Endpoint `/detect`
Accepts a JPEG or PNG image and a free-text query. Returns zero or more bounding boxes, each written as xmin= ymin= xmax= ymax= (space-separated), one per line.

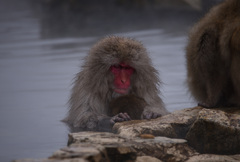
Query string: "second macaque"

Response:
xmin=186 ymin=0 xmax=240 ymax=108
xmin=109 ymin=95 xmax=147 ymax=120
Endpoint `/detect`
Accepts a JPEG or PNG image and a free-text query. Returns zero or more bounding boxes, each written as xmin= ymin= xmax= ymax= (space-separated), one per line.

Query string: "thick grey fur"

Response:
xmin=64 ymin=36 xmax=169 ymax=130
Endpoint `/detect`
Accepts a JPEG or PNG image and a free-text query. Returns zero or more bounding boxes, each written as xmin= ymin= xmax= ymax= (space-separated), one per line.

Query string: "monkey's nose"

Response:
xmin=121 ymin=78 xmax=127 ymax=84
xmin=120 ymin=70 xmax=127 ymax=84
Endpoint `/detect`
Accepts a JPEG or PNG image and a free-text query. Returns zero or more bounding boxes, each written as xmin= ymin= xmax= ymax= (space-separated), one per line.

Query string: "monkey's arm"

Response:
xmin=142 ymin=110 xmax=161 ymax=119
xmin=231 ymin=27 xmax=240 ymax=52
xmin=142 ymin=104 xmax=169 ymax=120
xmin=83 ymin=113 xmax=131 ymax=131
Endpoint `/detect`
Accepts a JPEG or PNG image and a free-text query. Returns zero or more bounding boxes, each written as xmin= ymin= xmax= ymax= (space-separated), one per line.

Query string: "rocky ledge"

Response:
xmin=15 ymin=107 xmax=240 ymax=162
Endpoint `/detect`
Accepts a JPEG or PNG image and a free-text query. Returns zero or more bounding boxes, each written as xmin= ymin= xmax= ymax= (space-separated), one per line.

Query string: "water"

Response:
xmin=0 ymin=0 xmax=199 ymax=161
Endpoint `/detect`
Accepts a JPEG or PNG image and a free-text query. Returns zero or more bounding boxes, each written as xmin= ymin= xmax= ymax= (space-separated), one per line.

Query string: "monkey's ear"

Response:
xmin=231 ymin=27 xmax=240 ymax=52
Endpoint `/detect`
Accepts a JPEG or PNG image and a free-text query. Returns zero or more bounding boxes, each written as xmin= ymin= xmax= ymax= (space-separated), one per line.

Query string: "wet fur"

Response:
xmin=64 ymin=36 xmax=168 ymax=130
xmin=109 ymin=95 xmax=146 ymax=120
xmin=186 ymin=0 xmax=240 ymax=107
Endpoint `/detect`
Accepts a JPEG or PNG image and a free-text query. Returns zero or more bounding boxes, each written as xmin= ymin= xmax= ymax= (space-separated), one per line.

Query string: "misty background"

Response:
xmin=0 ymin=0 xmax=222 ymax=161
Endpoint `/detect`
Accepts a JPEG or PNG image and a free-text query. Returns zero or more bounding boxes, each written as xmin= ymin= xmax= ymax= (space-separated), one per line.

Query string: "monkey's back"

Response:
xmin=186 ymin=0 xmax=240 ymax=106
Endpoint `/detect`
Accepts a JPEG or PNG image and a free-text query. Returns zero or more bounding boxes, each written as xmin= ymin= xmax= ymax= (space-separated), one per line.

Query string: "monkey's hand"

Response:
xmin=110 ymin=113 xmax=131 ymax=124
xmin=142 ymin=111 xmax=161 ymax=120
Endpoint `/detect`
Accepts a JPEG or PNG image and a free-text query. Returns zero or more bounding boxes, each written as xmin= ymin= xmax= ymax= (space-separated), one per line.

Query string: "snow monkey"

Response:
xmin=186 ymin=0 xmax=240 ymax=108
xmin=64 ymin=36 xmax=168 ymax=131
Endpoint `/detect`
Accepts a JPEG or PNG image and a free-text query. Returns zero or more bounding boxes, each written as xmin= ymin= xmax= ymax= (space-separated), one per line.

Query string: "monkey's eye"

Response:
xmin=110 ymin=64 xmax=135 ymax=74
xmin=110 ymin=65 xmax=121 ymax=73
xmin=123 ymin=66 xmax=132 ymax=70
xmin=113 ymin=65 xmax=121 ymax=69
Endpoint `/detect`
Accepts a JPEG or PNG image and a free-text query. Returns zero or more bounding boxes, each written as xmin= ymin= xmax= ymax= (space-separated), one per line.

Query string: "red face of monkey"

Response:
xmin=110 ymin=62 xmax=135 ymax=94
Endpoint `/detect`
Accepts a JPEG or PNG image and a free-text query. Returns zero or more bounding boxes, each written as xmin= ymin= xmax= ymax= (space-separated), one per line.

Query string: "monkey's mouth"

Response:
xmin=114 ymin=88 xmax=129 ymax=94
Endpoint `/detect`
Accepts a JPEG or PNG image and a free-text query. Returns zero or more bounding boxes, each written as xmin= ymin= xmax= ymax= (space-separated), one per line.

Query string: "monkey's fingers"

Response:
xmin=152 ymin=112 xmax=161 ymax=119
xmin=143 ymin=112 xmax=152 ymax=119
xmin=111 ymin=115 xmax=125 ymax=123
xmin=110 ymin=119 xmax=116 ymax=125
xmin=123 ymin=112 xmax=131 ymax=120
xmin=118 ymin=112 xmax=131 ymax=121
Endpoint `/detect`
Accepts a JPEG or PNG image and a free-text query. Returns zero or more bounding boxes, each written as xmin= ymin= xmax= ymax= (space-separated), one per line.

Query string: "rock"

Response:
xmin=66 ymin=132 xmax=197 ymax=162
xmin=131 ymin=136 xmax=197 ymax=161
xmin=114 ymin=107 xmax=240 ymax=155
xmin=186 ymin=108 xmax=240 ymax=154
xmin=136 ymin=156 xmax=163 ymax=162
xmin=64 ymin=132 xmax=136 ymax=162
xmin=14 ymin=106 xmax=240 ymax=162
xmin=50 ymin=144 xmax=107 ymax=161
xmin=186 ymin=154 xmax=240 ymax=162
xmin=113 ymin=107 xmax=202 ymax=138
xmin=13 ymin=159 xmax=87 ymax=162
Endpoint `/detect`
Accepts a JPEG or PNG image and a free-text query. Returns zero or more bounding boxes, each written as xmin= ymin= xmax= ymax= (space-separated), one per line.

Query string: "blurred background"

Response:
xmin=0 ymin=0 xmax=222 ymax=161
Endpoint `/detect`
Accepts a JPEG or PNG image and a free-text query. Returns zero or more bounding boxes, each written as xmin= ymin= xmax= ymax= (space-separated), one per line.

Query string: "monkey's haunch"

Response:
xmin=186 ymin=0 xmax=240 ymax=108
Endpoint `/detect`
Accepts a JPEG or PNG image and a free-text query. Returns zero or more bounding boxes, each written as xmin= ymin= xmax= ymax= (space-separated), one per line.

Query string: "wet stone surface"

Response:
xmin=14 ymin=107 xmax=240 ymax=162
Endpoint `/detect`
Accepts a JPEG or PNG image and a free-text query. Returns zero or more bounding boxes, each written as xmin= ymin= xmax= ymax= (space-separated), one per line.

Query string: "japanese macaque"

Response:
xmin=109 ymin=95 xmax=146 ymax=120
xmin=186 ymin=0 xmax=240 ymax=108
xmin=64 ymin=36 xmax=168 ymax=131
